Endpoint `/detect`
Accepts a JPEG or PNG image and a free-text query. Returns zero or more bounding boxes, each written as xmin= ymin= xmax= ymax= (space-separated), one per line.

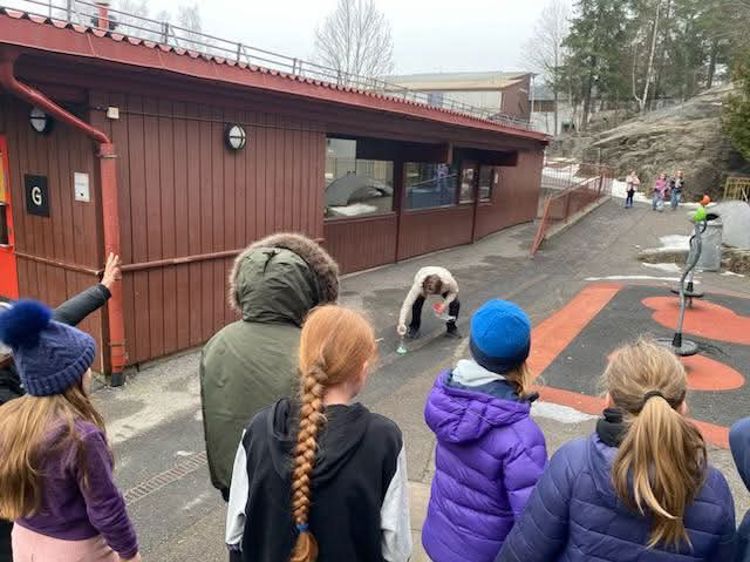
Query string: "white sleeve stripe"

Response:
xmin=225 ymin=431 xmax=249 ymax=547
xmin=380 ymin=445 xmax=412 ymax=562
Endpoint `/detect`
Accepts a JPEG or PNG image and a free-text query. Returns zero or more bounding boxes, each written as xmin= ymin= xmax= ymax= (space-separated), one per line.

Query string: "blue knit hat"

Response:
xmin=469 ymin=299 xmax=531 ymax=374
xmin=0 ymin=300 xmax=95 ymax=396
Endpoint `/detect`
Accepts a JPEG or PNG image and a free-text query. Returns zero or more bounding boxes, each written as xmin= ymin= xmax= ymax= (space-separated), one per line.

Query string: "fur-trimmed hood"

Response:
xmin=228 ymin=233 xmax=339 ymax=325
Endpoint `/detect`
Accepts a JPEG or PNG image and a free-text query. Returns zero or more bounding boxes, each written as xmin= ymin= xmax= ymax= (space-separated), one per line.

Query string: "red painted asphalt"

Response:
xmin=529 ymin=283 xmax=750 ymax=448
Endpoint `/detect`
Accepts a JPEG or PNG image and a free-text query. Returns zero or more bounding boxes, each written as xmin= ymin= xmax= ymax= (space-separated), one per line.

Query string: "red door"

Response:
xmin=0 ymin=136 xmax=19 ymax=300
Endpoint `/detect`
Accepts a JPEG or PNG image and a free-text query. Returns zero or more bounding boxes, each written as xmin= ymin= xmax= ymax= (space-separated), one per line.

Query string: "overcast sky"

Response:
xmin=128 ymin=0 xmax=566 ymax=74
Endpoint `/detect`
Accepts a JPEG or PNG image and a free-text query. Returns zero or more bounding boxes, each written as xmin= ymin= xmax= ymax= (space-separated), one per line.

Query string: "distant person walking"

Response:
xmin=0 ymin=301 xmax=140 ymax=562
xmin=625 ymin=171 xmax=640 ymax=208
xmin=225 ymin=305 xmax=411 ymax=562
xmin=652 ymin=173 xmax=668 ymax=211
xmin=670 ymin=170 xmax=685 ymax=210
xmin=200 ymin=233 xmax=339 ymax=502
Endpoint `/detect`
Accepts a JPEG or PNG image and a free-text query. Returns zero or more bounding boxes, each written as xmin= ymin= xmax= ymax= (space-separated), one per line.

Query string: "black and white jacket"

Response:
xmin=226 ymin=398 xmax=411 ymax=562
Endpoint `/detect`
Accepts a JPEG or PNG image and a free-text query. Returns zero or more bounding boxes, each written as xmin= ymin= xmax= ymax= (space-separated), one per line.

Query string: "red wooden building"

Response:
xmin=0 ymin=5 xmax=548 ymax=379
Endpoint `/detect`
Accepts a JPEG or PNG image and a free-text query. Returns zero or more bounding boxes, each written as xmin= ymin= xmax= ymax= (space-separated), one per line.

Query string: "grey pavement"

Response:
xmin=93 ymin=198 xmax=750 ymax=561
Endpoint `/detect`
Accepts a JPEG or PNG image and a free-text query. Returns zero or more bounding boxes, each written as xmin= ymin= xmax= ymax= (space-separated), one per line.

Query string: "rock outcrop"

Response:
xmin=554 ymin=86 xmax=749 ymax=200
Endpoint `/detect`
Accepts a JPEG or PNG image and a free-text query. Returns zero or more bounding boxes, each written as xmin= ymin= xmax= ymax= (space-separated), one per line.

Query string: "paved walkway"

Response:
xmin=93 ymin=199 xmax=750 ymax=561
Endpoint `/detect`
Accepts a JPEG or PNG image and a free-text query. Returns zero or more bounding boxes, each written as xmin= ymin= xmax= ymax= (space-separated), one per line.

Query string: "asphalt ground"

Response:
xmin=87 ymin=198 xmax=750 ymax=561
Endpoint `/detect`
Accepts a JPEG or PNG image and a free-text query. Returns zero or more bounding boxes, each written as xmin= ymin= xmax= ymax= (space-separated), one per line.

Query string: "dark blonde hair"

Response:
xmin=0 ymin=378 xmax=109 ymax=519
xmin=422 ymin=274 xmax=443 ymax=295
xmin=290 ymin=305 xmax=377 ymax=562
xmin=604 ymin=338 xmax=706 ymax=548
xmin=505 ymin=362 xmax=534 ymax=398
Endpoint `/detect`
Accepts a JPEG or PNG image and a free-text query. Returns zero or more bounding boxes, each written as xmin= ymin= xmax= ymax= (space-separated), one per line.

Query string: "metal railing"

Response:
xmin=3 ymin=0 xmax=537 ymax=131
xmin=531 ymin=164 xmax=613 ymax=256
xmin=724 ymin=176 xmax=750 ymax=202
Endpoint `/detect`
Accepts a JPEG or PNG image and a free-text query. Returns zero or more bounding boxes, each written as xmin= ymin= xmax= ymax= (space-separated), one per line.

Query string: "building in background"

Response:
xmin=0 ymin=9 xmax=547 ymax=374
xmin=386 ymin=71 xmax=534 ymax=123
xmin=530 ymin=84 xmax=573 ymax=136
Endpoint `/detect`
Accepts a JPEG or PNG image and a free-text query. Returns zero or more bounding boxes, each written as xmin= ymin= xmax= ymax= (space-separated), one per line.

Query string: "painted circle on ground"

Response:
xmin=682 ymin=354 xmax=746 ymax=391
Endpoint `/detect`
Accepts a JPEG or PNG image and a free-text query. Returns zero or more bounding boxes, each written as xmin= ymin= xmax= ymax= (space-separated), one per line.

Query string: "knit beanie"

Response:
xmin=0 ymin=300 xmax=95 ymax=396
xmin=469 ymin=299 xmax=531 ymax=374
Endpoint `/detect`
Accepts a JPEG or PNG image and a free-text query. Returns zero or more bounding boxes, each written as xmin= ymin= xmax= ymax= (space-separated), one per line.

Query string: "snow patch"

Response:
xmin=532 ymin=401 xmax=597 ymax=424
xmin=722 ymin=270 xmax=746 ymax=278
xmin=658 ymin=235 xmax=690 ymax=251
xmin=642 ymin=262 xmax=682 ymax=274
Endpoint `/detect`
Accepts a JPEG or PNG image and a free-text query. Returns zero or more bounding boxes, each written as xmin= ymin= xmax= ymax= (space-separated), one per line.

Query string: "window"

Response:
xmin=459 ymin=165 xmax=476 ymax=204
xmin=479 ymin=166 xmax=495 ymax=201
xmin=325 ymin=138 xmax=394 ymax=219
xmin=405 ymin=163 xmax=458 ymax=210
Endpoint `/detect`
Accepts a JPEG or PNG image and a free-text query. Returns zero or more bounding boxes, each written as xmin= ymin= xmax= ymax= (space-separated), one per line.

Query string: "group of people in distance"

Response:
xmin=624 ymin=170 xmax=685 ymax=211
xmin=2 ymin=233 xmax=750 ymax=562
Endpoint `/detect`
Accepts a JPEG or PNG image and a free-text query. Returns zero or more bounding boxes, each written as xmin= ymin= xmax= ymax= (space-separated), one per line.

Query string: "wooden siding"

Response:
xmin=0 ymin=95 xmax=106 ymax=370
xmin=501 ymin=76 xmax=532 ymax=121
xmin=90 ymin=92 xmax=326 ymax=365
xmin=324 ymin=214 xmax=397 ymax=274
xmin=475 ymin=151 xmax=543 ymax=240
xmin=397 ymin=206 xmax=474 ymax=261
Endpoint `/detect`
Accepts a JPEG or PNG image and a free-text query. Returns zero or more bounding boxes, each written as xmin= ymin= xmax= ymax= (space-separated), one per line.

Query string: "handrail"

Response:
xmin=2 ymin=0 xmax=537 ymax=131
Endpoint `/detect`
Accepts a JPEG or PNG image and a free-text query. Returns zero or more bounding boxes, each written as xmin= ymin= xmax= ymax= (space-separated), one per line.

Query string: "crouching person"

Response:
xmin=422 ymin=300 xmax=547 ymax=562
xmin=226 ymin=305 xmax=411 ymax=562
xmin=497 ymin=339 xmax=736 ymax=562
xmin=397 ymin=266 xmax=460 ymax=340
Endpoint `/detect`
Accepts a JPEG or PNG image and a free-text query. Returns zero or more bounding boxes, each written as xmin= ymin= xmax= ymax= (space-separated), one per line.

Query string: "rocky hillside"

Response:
xmin=554 ymin=86 xmax=750 ymax=200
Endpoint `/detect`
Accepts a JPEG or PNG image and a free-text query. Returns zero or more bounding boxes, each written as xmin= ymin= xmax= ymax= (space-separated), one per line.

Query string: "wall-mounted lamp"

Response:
xmin=29 ymin=107 xmax=54 ymax=135
xmin=225 ymin=124 xmax=247 ymax=151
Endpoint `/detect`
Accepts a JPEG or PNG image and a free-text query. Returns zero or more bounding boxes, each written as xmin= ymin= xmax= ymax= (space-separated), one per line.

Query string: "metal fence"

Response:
xmin=531 ymin=164 xmax=613 ymax=256
xmin=4 ymin=0 xmax=536 ymax=131
xmin=724 ymin=176 xmax=750 ymax=202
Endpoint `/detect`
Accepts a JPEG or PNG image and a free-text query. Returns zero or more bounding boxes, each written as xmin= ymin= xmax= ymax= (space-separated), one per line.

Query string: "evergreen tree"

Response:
xmin=562 ymin=0 xmax=629 ymax=128
xmin=724 ymin=51 xmax=750 ymax=161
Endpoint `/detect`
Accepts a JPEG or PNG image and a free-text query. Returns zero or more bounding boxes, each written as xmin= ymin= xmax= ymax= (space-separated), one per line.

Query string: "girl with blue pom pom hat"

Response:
xmin=0 ymin=300 xmax=141 ymax=562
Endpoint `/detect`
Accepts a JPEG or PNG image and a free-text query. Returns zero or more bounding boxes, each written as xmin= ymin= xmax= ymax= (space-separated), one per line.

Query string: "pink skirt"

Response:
xmin=11 ymin=523 xmax=118 ymax=562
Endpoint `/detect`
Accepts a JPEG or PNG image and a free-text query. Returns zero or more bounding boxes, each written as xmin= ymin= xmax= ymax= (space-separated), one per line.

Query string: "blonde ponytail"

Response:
xmin=605 ymin=339 xmax=706 ymax=549
xmin=289 ymin=305 xmax=377 ymax=562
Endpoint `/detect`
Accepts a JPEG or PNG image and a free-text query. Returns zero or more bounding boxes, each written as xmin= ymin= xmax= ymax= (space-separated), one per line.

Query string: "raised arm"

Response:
xmin=53 ymin=254 xmax=120 ymax=327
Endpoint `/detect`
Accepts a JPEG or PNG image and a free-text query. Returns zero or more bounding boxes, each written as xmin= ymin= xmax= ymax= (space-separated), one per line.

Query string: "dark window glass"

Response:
xmin=479 ymin=166 xmax=495 ymax=201
xmin=405 ymin=163 xmax=458 ymax=210
xmin=325 ymin=138 xmax=394 ymax=219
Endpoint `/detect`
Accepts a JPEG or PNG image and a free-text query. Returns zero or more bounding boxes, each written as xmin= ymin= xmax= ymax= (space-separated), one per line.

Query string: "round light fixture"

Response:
xmin=225 ymin=124 xmax=247 ymax=151
xmin=29 ymin=107 xmax=54 ymax=135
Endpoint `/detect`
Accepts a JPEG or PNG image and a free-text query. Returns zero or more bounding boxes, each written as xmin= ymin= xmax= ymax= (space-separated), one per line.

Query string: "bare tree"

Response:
xmin=314 ymin=0 xmax=395 ymax=85
xmin=632 ymin=0 xmax=664 ymax=113
xmin=175 ymin=4 xmax=207 ymax=51
xmin=523 ymin=0 xmax=571 ymax=135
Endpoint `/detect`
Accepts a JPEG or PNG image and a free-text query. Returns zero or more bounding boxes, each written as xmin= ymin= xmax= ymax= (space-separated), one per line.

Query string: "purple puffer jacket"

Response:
xmin=422 ymin=371 xmax=547 ymax=562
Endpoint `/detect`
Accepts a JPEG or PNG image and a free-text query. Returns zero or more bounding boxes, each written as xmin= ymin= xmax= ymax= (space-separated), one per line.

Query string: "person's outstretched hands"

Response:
xmin=397 ymin=324 xmax=407 ymax=336
xmin=101 ymin=253 xmax=122 ymax=290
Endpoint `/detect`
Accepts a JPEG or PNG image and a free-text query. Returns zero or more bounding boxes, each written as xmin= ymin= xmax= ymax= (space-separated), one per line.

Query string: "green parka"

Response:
xmin=199 ymin=233 xmax=339 ymax=498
